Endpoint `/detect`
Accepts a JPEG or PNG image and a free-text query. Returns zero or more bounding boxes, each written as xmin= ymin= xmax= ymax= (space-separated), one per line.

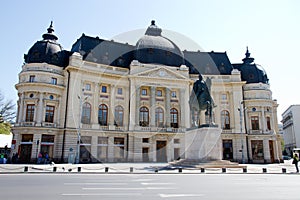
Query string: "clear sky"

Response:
xmin=1 ymin=0 xmax=299 ymax=122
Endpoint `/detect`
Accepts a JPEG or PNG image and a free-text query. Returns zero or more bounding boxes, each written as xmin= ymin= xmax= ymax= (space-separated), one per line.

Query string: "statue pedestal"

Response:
xmin=185 ymin=127 xmax=222 ymax=161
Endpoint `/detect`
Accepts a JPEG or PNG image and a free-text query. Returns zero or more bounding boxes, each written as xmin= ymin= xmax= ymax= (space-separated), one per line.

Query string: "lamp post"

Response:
xmin=76 ymin=89 xmax=87 ymax=164
xmin=238 ymin=101 xmax=247 ymax=164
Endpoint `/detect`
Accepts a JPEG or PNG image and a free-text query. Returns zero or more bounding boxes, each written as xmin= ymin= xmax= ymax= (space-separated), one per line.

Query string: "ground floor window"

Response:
xmin=251 ymin=140 xmax=264 ymax=160
xmin=222 ymin=139 xmax=233 ymax=160
xmin=97 ymin=137 xmax=108 ymax=161
xmin=174 ymin=148 xmax=180 ymax=160
xmin=114 ymin=137 xmax=125 ymax=160
xmin=142 ymin=147 xmax=149 ymax=162
xmin=80 ymin=136 xmax=92 ymax=162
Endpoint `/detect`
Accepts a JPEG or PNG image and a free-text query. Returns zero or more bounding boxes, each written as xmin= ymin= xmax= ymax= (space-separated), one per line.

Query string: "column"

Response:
xmin=56 ymin=95 xmax=61 ymax=127
xmin=263 ymin=139 xmax=271 ymax=163
xmin=36 ymin=92 xmax=44 ymax=126
xmin=165 ymin=88 xmax=171 ymax=127
xmin=18 ymin=93 xmax=24 ymax=123
xmin=150 ymin=86 xmax=156 ymax=127
xmin=261 ymin=106 xmax=266 ymax=132
xmin=109 ymin=85 xmax=115 ymax=129
xmin=108 ymin=136 xmax=114 ymax=162
xmin=135 ymin=86 xmax=140 ymax=126
xmin=179 ymin=88 xmax=186 ymax=128
xmin=93 ymin=84 xmax=99 ymax=126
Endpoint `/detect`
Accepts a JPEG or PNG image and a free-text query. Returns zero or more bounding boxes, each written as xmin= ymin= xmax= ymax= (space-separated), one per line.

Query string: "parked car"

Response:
xmin=283 ymin=155 xmax=292 ymax=160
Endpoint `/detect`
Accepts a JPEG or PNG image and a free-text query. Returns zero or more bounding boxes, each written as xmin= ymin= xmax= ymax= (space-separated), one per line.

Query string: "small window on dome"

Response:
xmin=249 ymin=74 xmax=254 ymax=80
xmin=29 ymin=94 xmax=34 ymax=98
xmin=148 ymin=48 xmax=154 ymax=54
xmin=33 ymin=51 xmax=40 ymax=59
xmin=51 ymin=54 xmax=58 ymax=62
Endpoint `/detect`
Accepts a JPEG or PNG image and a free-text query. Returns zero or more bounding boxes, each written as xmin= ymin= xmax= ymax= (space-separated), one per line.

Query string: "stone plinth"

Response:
xmin=185 ymin=127 xmax=222 ymax=161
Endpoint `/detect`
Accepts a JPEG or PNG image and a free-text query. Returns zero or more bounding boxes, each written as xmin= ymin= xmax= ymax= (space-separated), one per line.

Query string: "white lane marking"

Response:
xmin=62 ymin=193 xmax=142 ymax=196
xmin=64 ymin=182 xmax=127 ymax=185
xmin=82 ymin=187 xmax=176 ymax=190
xmin=132 ymin=179 xmax=156 ymax=182
xmin=159 ymin=194 xmax=205 ymax=198
xmin=141 ymin=182 xmax=175 ymax=185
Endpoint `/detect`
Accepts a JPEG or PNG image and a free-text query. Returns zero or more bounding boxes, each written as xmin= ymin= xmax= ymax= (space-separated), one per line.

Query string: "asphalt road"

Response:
xmin=0 ymin=173 xmax=299 ymax=200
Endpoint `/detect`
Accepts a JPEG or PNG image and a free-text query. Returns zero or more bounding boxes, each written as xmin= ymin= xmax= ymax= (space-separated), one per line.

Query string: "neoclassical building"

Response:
xmin=12 ymin=21 xmax=282 ymax=164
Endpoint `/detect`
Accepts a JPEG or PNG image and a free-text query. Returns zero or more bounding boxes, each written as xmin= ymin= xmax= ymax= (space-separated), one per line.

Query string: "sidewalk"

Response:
xmin=0 ymin=160 xmax=298 ymax=174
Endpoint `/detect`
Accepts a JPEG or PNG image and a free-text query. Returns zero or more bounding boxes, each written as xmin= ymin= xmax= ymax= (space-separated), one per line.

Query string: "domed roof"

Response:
xmin=238 ymin=47 xmax=269 ymax=84
xmin=135 ymin=20 xmax=184 ymax=67
xmin=24 ymin=21 xmax=66 ymax=67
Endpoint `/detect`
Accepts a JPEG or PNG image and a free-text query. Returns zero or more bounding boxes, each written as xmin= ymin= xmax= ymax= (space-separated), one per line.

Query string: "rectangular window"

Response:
xmin=171 ymin=91 xmax=177 ymax=98
xmin=251 ymin=116 xmax=259 ymax=130
xmin=141 ymin=89 xmax=147 ymax=96
xmin=29 ymin=75 xmax=35 ymax=82
xmin=85 ymin=83 xmax=91 ymax=91
xmin=142 ymin=138 xmax=149 ymax=143
xmin=45 ymin=105 xmax=55 ymax=123
xmin=174 ymin=139 xmax=180 ymax=144
xmin=117 ymin=88 xmax=123 ymax=95
xmin=101 ymin=85 xmax=107 ymax=93
xmin=221 ymin=94 xmax=227 ymax=100
xmin=51 ymin=78 xmax=57 ymax=85
xmin=251 ymin=140 xmax=264 ymax=160
xmin=114 ymin=137 xmax=125 ymax=160
xmin=156 ymin=90 xmax=162 ymax=97
xmin=26 ymin=104 xmax=35 ymax=122
xmin=98 ymin=137 xmax=108 ymax=161
xmin=266 ymin=117 xmax=271 ymax=130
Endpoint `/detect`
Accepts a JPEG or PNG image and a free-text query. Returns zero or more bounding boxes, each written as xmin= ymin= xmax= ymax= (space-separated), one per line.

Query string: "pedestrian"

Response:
xmin=37 ymin=152 xmax=43 ymax=164
xmin=292 ymin=153 xmax=299 ymax=173
xmin=44 ymin=152 xmax=49 ymax=164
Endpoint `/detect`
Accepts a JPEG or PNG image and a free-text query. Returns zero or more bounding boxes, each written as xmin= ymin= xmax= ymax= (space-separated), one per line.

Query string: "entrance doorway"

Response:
xmin=269 ymin=140 xmax=275 ymax=163
xmin=19 ymin=144 xmax=32 ymax=163
xmin=142 ymin=148 xmax=149 ymax=162
xmin=156 ymin=141 xmax=167 ymax=162
xmin=223 ymin=140 xmax=233 ymax=160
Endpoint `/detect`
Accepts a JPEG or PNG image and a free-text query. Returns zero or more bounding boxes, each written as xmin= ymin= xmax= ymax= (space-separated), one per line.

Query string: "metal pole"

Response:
xmin=239 ymin=103 xmax=245 ymax=164
xmin=76 ymin=96 xmax=82 ymax=164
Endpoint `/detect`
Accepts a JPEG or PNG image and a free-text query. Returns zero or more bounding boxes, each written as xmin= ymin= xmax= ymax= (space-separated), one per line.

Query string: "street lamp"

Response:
xmin=238 ymin=101 xmax=247 ymax=164
xmin=75 ymin=89 xmax=88 ymax=164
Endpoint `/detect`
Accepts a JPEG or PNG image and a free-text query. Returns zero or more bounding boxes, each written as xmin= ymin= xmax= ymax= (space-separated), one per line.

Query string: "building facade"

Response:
xmin=12 ymin=21 xmax=282 ymax=163
xmin=281 ymin=105 xmax=300 ymax=155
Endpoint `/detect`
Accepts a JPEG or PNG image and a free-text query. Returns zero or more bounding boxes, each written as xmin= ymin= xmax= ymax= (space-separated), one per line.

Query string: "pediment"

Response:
xmin=134 ymin=67 xmax=187 ymax=80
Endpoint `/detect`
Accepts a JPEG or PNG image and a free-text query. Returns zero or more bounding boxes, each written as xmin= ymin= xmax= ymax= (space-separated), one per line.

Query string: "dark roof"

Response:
xmin=71 ymin=34 xmax=135 ymax=68
xmin=183 ymin=51 xmax=233 ymax=75
xmin=24 ymin=22 xmax=70 ymax=67
xmin=232 ymin=48 xmax=269 ymax=84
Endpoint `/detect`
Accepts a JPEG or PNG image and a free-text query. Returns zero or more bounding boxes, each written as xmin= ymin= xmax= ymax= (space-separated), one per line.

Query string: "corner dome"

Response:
xmin=135 ymin=20 xmax=184 ymax=67
xmin=239 ymin=47 xmax=269 ymax=84
xmin=24 ymin=21 xmax=66 ymax=67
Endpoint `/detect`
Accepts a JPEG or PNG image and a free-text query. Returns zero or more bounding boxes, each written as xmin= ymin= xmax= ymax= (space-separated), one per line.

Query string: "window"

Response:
xmin=174 ymin=139 xmax=180 ymax=144
xmin=251 ymin=140 xmax=264 ymax=160
xmin=141 ymin=89 xmax=147 ymax=96
xmin=26 ymin=104 xmax=35 ymax=122
xmin=221 ymin=94 xmax=227 ymax=101
xmin=171 ymin=91 xmax=177 ymax=98
xmin=266 ymin=117 xmax=271 ymax=130
xmin=85 ymin=83 xmax=91 ymax=91
xmin=142 ymin=138 xmax=149 ymax=143
xmin=139 ymin=106 xmax=149 ymax=127
xmin=251 ymin=116 xmax=259 ymax=130
xmin=80 ymin=136 xmax=91 ymax=162
xmin=101 ymin=85 xmax=107 ymax=93
xmin=98 ymin=137 xmax=108 ymax=161
xmin=155 ymin=107 xmax=164 ymax=127
xmin=117 ymin=88 xmax=123 ymax=95
xmin=81 ymin=102 xmax=91 ymax=124
xmin=29 ymin=75 xmax=35 ymax=82
xmin=98 ymin=104 xmax=108 ymax=126
xmin=45 ymin=105 xmax=55 ymax=123
xmin=114 ymin=137 xmax=125 ymax=160
xmin=51 ymin=78 xmax=57 ymax=85
xmin=156 ymin=90 xmax=162 ymax=97
xmin=170 ymin=108 xmax=178 ymax=128
xmin=221 ymin=110 xmax=230 ymax=129
xmin=114 ymin=106 xmax=124 ymax=126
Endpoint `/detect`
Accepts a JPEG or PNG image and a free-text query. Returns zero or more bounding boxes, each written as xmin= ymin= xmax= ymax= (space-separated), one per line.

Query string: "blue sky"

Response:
xmin=1 ymin=0 xmax=299 ymax=122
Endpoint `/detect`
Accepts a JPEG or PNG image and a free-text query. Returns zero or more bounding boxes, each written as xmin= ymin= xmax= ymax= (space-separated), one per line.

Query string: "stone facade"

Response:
xmin=11 ymin=22 xmax=282 ymax=164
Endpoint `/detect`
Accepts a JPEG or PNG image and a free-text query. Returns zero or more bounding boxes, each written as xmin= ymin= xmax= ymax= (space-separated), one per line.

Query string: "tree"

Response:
xmin=0 ymin=91 xmax=16 ymax=135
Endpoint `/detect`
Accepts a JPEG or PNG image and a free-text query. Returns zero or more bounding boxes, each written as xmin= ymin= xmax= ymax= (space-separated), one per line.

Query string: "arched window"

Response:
xmin=98 ymin=104 xmax=108 ymax=126
xmin=114 ymin=105 xmax=124 ymax=127
xmin=155 ymin=107 xmax=164 ymax=127
xmin=82 ymin=102 xmax=91 ymax=124
xmin=170 ymin=108 xmax=178 ymax=128
xmin=221 ymin=110 xmax=230 ymax=129
xmin=139 ymin=106 xmax=149 ymax=127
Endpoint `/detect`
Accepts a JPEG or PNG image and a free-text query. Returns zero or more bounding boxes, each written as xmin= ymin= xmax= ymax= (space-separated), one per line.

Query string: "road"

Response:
xmin=0 ymin=173 xmax=299 ymax=200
